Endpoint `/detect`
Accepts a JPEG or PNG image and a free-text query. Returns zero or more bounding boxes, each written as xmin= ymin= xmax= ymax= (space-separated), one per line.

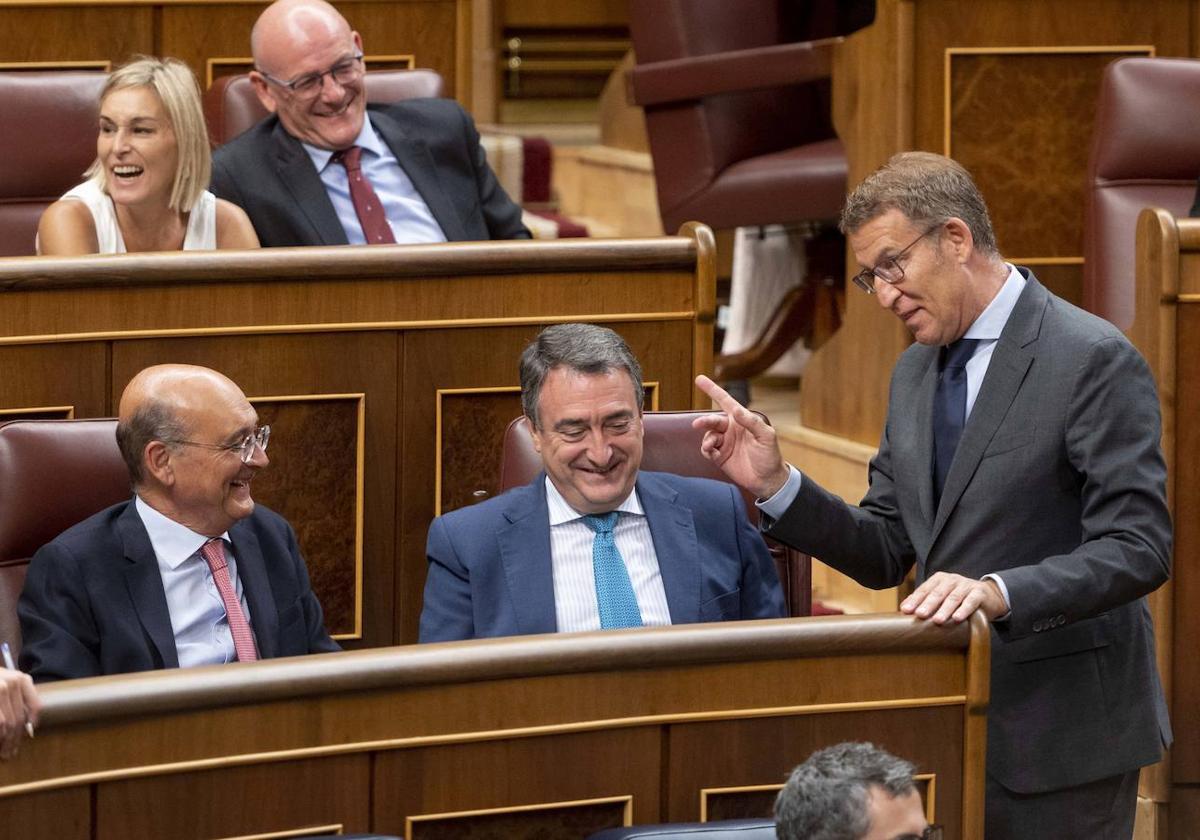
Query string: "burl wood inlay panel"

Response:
xmin=704 ymin=789 xmax=778 ymax=822
xmin=0 ymin=786 xmax=89 ymax=840
xmin=438 ymin=388 xmax=523 ymax=514
xmin=251 ymin=397 xmax=361 ymax=638
xmin=948 ymin=50 xmax=1149 ymax=263
xmin=409 ymin=800 xmax=628 ymax=840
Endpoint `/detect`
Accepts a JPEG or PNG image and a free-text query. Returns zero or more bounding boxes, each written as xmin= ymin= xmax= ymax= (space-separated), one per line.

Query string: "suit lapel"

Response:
xmin=117 ymin=504 xmax=179 ymax=669
xmin=229 ymin=523 xmax=278 ymax=659
xmin=637 ymin=473 xmax=700 ymax=624
xmin=930 ymin=276 xmax=1046 ymax=545
xmin=371 ymin=108 xmax=469 ymax=241
xmin=914 ymin=353 xmax=939 ymax=531
xmin=271 ymin=122 xmax=349 ymax=245
xmin=496 ymin=477 xmax=558 ymax=635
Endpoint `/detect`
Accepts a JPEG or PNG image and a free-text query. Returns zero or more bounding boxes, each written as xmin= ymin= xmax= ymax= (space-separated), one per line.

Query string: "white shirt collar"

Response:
xmin=963 ymin=263 xmax=1026 ymax=341
xmin=544 ymin=475 xmax=644 ymax=526
xmin=301 ymin=114 xmax=387 ymax=174
xmin=134 ymin=495 xmax=230 ymax=570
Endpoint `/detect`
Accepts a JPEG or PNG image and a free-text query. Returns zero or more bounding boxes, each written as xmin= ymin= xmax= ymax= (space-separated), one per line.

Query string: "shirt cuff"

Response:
xmin=755 ymin=464 xmax=803 ymax=523
xmin=981 ymin=572 xmax=1012 ymax=620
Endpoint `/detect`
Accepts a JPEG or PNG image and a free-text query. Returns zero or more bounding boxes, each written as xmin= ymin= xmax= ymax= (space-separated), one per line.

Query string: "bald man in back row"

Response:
xmin=19 ymin=365 xmax=339 ymax=682
xmin=211 ymin=0 xmax=530 ymax=247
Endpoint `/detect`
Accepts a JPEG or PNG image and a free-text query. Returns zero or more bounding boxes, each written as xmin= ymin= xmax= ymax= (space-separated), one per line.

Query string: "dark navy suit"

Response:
xmin=19 ymin=500 xmax=339 ymax=682
xmin=418 ymin=471 xmax=785 ymax=642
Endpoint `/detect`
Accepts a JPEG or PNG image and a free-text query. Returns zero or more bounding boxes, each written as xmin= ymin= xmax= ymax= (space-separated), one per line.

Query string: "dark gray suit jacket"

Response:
xmin=768 ymin=270 xmax=1172 ymax=794
xmin=211 ymin=98 xmax=530 ymax=247
xmin=19 ymin=500 xmax=340 ymax=682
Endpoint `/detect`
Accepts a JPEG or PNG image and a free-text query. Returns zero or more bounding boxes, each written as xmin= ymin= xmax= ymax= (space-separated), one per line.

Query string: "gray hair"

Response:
xmin=115 ymin=398 xmax=189 ymax=485
xmin=839 ymin=151 xmax=999 ymax=257
xmin=519 ymin=323 xmax=644 ymax=428
xmin=775 ymin=742 xmax=917 ymax=840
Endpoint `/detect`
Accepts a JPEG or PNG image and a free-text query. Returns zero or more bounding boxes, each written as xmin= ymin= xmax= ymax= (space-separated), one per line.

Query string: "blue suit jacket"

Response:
xmin=18 ymin=500 xmax=340 ymax=682
xmin=418 ymin=471 xmax=785 ymax=642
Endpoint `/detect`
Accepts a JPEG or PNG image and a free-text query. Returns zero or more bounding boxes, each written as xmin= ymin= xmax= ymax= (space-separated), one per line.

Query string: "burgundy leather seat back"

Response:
xmin=0 ymin=71 xmax=108 ymax=256
xmin=629 ymin=0 xmax=845 ymax=231
xmin=204 ymin=69 xmax=445 ymax=146
xmin=1085 ymin=57 xmax=1200 ymax=329
xmin=499 ymin=410 xmax=810 ymax=616
xmin=0 ymin=420 xmax=129 ymax=656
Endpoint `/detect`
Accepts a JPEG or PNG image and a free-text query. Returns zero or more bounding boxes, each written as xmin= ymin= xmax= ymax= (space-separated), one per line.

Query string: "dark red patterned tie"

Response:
xmin=332 ymin=145 xmax=396 ymax=244
xmin=201 ymin=538 xmax=259 ymax=662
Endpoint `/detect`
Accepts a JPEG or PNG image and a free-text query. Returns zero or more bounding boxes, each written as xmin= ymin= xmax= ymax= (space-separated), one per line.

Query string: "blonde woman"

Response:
xmin=38 ymin=56 xmax=258 ymax=254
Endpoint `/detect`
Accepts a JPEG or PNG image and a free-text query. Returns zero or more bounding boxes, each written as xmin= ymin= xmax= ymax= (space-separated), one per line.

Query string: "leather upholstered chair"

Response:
xmin=1084 ymin=56 xmax=1200 ymax=329
xmin=587 ymin=819 xmax=777 ymax=839
xmin=0 ymin=70 xmax=108 ymax=256
xmin=0 ymin=419 xmax=128 ymax=658
xmin=203 ymin=68 xmax=444 ymax=145
xmin=499 ymin=411 xmax=811 ymax=617
xmin=627 ymin=0 xmax=872 ymax=379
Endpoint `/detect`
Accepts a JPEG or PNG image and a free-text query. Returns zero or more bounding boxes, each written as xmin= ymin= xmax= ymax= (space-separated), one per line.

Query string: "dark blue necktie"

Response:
xmin=932 ymin=338 xmax=980 ymax=505
xmin=582 ymin=512 xmax=643 ymax=629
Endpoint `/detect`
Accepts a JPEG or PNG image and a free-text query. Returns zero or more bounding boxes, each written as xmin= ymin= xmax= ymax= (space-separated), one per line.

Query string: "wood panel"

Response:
xmin=0 ymin=614 xmax=990 ymax=838
xmin=808 ymin=0 xmax=1195 ymax=446
xmin=0 ymin=0 xmax=465 ymax=102
xmin=97 ymin=756 xmax=370 ymax=840
xmin=1131 ymin=211 xmax=1200 ymax=829
xmin=0 ymin=236 xmax=712 ymax=648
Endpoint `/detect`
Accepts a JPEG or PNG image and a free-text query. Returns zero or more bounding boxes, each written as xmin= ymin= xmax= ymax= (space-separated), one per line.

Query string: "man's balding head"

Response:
xmin=248 ymin=0 xmax=366 ymax=151
xmin=116 ymin=365 xmax=267 ymax=536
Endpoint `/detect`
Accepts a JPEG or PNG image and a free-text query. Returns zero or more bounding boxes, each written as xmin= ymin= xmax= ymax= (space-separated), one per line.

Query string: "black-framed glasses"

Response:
xmin=851 ymin=224 xmax=942 ymax=294
xmin=896 ymin=825 xmax=943 ymax=840
xmin=169 ymin=425 xmax=270 ymax=464
xmin=257 ymin=54 xmax=364 ymax=99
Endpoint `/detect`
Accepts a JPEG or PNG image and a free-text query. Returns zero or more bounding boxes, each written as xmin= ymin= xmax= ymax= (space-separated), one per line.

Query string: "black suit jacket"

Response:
xmin=211 ymin=98 xmax=530 ymax=246
xmin=18 ymin=500 xmax=340 ymax=682
xmin=768 ymin=272 xmax=1172 ymax=794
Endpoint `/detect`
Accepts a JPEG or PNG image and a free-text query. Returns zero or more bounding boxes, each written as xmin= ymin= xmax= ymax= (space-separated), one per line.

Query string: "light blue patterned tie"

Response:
xmin=583 ymin=512 xmax=643 ymax=629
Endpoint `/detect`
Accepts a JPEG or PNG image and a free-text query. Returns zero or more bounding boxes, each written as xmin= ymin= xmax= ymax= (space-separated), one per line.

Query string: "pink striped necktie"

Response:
xmin=331 ymin=145 xmax=396 ymax=244
xmin=200 ymin=538 xmax=259 ymax=662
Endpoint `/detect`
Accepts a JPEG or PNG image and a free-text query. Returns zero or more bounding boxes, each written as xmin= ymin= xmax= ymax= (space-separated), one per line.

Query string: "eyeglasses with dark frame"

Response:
xmin=169 ymin=425 xmax=271 ymax=464
xmin=896 ymin=825 xmax=943 ymax=840
xmin=256 ymin=54 xmax=364 ymax=99
xmin=850 ymin=223 xmax=942 ymax=294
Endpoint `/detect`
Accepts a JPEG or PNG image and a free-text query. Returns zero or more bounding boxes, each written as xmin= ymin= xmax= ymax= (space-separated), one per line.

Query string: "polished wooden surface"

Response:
xmin=807 ymin=0 xmax=1197 ymax=446
xmin=1132 ymin=209 xmax=1200 ymax=837
xmin=0 ymin=0 xmax=467 ymax=101
xmin=0 ymin=614 xmax=990 ymax=838
xmin=0 ymin=233 xmax=714 ymax=645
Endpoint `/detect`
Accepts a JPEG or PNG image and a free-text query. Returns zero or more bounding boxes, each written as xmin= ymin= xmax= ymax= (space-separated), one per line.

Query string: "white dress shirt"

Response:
xmin=303 ymin=116 xmax=448 ymax=245
xmin=134 ymin=496 xmax=254 ymax=668
xmin=545 ymin=477 xmax=673 ymax=632
xmin=759 ymin=264 xmax=1028 ymax=609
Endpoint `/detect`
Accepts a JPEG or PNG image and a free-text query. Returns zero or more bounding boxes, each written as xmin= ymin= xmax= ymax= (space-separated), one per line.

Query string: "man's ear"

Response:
xmin=248 ymin=71 xmax=278 ymax=115
xmin=943 ymin=217 xmax=974 ymax=261
xmin=143 ymin=440 xmax=175 ymax=487
xmin=525 ymin=416 xmax=543 ymax=454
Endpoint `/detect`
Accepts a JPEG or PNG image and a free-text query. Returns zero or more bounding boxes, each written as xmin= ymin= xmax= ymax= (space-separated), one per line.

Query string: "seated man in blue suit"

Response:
xmin=19 ymin=364 xmax=339 ymax=681
xmin=418 ymin=323 xmax=785 ymax=642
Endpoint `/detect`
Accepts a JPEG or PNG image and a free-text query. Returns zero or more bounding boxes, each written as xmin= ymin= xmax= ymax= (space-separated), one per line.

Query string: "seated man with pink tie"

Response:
xmin=18 ymin=364 xmax=339 ymax=682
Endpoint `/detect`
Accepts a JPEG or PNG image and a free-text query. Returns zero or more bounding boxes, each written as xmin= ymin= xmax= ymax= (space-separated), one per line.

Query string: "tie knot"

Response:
xmin=941 ymin=338 xmax=979 ymax=370
xmin=332 ymin=145 xmax=363 ymax=172
xmin=583 ymin=512 xmax=619 ymax=534
xmin=200 ymin=538 xmax=227 ymax=571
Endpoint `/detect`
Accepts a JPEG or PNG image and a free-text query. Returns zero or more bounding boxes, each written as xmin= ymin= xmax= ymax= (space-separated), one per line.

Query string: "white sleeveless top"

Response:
xmin=52 ymin=180 xmax=217 ymax=253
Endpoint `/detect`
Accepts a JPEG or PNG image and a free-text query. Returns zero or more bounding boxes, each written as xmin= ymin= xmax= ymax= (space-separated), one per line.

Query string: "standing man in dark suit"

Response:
xmin=694 ymin=152 xmax=1172 ymax=838
xmin=19 ymin=364 xmax=339 ymax=682
xmin=418 ymin=323 xmax=784 ymax=643
xmin=211 ymin=0 xmax=529 ymax=247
